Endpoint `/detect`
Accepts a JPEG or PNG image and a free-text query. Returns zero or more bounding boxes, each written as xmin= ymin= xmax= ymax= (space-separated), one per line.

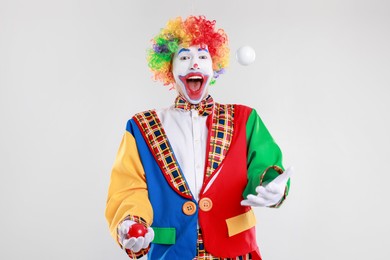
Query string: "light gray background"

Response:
xmin=1 ymin=0 xmax=389 ymax=259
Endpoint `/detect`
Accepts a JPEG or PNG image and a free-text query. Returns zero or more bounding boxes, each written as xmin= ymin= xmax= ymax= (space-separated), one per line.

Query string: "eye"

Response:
xmin=180 ymin=56 xmax=190 ymax=60
xmin=199 ymin=55 xmax=208 ymax=59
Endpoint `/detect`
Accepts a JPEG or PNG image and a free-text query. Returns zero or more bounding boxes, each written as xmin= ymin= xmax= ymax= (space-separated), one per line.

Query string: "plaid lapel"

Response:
xmin=205 ymin=103 xmax=235 ymax=179
xmin=133 ymin=110 xmax=193 ymax=199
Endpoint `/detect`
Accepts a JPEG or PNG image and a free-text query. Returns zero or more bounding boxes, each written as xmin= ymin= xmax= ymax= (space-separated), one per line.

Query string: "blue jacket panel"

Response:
xmin=127 ymin=119 xmax=198 ymax=259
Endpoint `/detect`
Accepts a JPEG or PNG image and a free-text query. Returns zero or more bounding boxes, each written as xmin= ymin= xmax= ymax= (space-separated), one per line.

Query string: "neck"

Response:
xmin=177 ymin=93 xmax=209 ymax=105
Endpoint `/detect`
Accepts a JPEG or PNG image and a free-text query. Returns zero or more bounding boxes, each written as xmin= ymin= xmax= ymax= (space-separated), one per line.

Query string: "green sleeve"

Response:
xmin=243 ymin=109 xmax=290 ymax=202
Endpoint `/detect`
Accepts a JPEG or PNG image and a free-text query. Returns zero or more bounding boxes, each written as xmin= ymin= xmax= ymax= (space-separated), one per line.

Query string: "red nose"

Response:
xmin=193 ymin=63 xmax=198 ymax=69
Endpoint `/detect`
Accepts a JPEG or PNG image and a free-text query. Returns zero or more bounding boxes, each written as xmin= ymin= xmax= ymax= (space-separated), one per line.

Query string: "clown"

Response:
xmin=105 ymin=16 xmax=292 ymax=260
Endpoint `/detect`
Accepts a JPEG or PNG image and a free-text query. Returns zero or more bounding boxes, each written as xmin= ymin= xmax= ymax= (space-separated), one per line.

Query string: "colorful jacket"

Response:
xmin=105 ymin=101 xmax=289 ymax=259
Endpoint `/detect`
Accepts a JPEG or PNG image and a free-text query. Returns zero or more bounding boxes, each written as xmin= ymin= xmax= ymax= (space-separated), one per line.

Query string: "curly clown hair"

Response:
xmin=147 ymin=15 xmax=229 ymax=87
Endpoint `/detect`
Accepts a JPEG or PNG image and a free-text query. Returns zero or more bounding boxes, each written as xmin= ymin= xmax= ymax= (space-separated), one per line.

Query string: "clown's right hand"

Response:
xmin=118 ymin=220 xmax=154 ymax=252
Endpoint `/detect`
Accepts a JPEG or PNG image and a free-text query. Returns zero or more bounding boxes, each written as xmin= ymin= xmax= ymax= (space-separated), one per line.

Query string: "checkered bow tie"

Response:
xmin=174 ymin=95 xmax=214 ymax=116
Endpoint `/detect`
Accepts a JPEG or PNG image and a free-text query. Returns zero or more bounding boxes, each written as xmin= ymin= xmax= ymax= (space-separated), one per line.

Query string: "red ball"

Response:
xmin=127 ymin=223 xmax=148 ymax=238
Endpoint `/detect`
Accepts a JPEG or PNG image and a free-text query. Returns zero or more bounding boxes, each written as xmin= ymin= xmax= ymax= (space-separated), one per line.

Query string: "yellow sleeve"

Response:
xmin=105 ymin=131 xmax=153 ymax=241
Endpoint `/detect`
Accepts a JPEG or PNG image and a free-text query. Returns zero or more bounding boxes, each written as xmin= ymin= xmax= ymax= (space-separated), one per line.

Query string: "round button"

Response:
xmin=199 ymin=198 xmax=213 ymax=212
xmin=182 ymin=201 xmax=196 ymax=215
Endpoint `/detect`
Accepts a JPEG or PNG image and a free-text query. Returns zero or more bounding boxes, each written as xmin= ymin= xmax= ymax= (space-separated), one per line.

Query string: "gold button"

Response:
xmin=199 ymin=198 xmax=213 ymax=212
xmin=182 ymin=201 xmax=196 ymax=215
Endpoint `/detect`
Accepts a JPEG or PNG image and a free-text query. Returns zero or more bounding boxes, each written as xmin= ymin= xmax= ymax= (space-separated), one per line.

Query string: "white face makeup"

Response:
xmin=172 ymin=45 xmax=213 ymax=104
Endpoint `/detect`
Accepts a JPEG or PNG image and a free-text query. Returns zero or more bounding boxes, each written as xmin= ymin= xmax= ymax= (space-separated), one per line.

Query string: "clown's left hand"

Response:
xmin=241 ymin=167 xmax=294 ymax=207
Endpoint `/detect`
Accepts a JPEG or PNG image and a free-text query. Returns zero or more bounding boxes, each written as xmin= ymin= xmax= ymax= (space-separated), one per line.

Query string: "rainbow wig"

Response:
xmin=147 ymin=15 xmax=229 ymax=87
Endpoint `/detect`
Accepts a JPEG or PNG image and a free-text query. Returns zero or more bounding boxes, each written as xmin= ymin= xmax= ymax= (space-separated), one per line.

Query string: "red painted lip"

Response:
xmin=179 ymin=73 xmax=209 ymax=101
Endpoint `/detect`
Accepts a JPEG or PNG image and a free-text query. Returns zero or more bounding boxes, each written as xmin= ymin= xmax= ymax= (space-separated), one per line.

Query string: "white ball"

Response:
xmin=236 ymin=46 xmax=256 ymax=66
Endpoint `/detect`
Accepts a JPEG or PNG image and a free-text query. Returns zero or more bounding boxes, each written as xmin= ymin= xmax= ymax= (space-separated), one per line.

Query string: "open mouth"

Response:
xmin=179 ymin=73 xmax=209 ymax=99
xmin=187 ymin=76 xmax=203 ymax=91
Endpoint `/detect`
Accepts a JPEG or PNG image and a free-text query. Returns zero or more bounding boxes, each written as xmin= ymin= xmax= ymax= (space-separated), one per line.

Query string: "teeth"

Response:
xmin=188 ymin=76 xmax=202 ymax=80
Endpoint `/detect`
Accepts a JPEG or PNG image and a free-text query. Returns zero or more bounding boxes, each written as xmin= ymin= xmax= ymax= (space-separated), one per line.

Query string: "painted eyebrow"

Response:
xmin=198 ymin=48 xmax=209 ymax=53
xmin=178 ymin=48 xmax=190 ymax=54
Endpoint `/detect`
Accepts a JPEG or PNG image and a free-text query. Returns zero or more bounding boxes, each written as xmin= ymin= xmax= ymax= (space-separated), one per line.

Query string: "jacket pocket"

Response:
xmin=225 ymin=209 xmax=256 ymax=237
xmin=152 ymin=227 xmax=176 ymax=244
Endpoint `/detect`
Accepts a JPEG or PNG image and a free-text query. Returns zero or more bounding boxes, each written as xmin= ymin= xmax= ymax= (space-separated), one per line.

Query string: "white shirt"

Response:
xmin=156 ymin=106 xmax=208 ymax=201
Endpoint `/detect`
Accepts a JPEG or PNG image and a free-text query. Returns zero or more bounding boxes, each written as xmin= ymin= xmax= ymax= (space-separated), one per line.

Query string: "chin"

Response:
xmin=183 ymin=88 xmax=208 ymax=104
